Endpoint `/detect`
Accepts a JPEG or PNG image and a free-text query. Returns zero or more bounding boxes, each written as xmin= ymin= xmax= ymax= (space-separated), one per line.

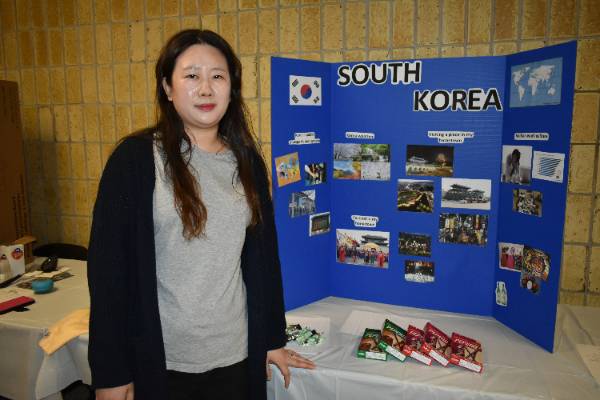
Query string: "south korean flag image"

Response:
xmin=289 ymin=75 xmax=322 ymax=106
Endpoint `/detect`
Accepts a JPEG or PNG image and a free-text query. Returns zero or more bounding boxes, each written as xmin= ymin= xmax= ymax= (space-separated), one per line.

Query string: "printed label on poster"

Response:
xmin=351 ymin=215 xmax=379 ymax=228
xmin=289 ymin=131 xmax=321 ymax=145
xmin=413 ymin=88 xmax=503 ymax=112
xmin=514 ymin=132 xmax=550 ymax=141
xmin=337 ymin=61 xmax=422 ymax=86
xmin=532 ymin=151 xmax=565 ymax=183
xmin=428 ymin=131 xmax=474 ymax=143
xmin=346 ymin=131 xmax=375 ymax=140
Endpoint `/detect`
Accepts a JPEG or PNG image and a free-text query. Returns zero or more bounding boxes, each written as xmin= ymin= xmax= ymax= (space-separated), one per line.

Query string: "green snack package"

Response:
xmin=357 ymin=328 xmax=387 ymax=361
xmin=378 ymin=319 xmax=407 ymax=361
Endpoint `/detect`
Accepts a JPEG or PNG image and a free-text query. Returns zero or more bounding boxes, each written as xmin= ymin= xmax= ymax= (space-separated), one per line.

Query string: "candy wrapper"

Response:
xmin=401 ymin=325 xmax=432 ymax=365
xmin=377 ymin=319 xmax=407 ymax=362
xmin=357 ymin=328 xmax=387 ymax=361
xmin=449 ymin=332 xmax=484 ymax=373
xmin=285 ymin=323 xmax=324 ymax=346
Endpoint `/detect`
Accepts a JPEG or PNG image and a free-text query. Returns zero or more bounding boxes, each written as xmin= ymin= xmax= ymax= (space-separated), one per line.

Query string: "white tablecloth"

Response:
xmin=3 ymin=259 xmax=600 ymax=400
xmin=0 ymin=259 xmax=89 ymax=400
xmin=267 ymin=297 xmax=600 ymax=400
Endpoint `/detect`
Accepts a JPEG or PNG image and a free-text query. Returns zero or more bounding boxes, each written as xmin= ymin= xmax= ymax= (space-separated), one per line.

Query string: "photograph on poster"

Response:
xmin=288 ymin=190 xmax=316 ymax=217
xmin=438 ymin=213 xmax=488 ymax=246
xmin=510 ymin=58 xmax=562 ymax=108
xmin=523 ymin=246 xmax=550 ymax=281
xmin=406 ymin=145 xmax=454 ymax=177
xmin=397 ymin=179 xmax=434 ymax=213
xmin=501 ymin=145 xmax=532 ymax=185
xmin=498 ymin=242 xmax=524 ymax=271
xmin=361 ymin=161 xmax=391 ymax=180
xmin=333 ymin=143 xmax=391 ymax=162
xmin=275 ymin=152 xmax=301 ymax=187
xmin=304 ymin=162 xmax=326 ymax=185
xmin=532 ymin=151 xmax=565 ymax=183
xmin=309 ymin=212 xmax=330 ymax=236
xmin=333 ymin=143 xmax=391 ymax=181
xmin=336 ymin=229 xmax=389 ymax=268
xmin=513 ymin=189 xmax=542 ymax=217
xmin=333 ymin=160 xmax=361 ymax=180
xmin=495 ymin=281 xmax=508 ymax=307
xmin=520 ymin=271 xmax=541 ymax=295
xmin=399 ymin=232 xmax=432 ymax=257
xmin=405 ymin=260 xmax=435 ymax=283
xmin=441 ymin=178 xmax=491 ymax=210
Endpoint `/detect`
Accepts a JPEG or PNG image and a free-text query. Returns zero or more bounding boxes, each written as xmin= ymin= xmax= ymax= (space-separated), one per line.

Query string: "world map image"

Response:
xmin=509 ymin=58 xmax=562 ymax=108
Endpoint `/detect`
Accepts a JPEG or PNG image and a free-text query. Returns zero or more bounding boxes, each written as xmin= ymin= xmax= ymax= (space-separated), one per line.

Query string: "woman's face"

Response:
xmin=163 ymin=44 xmax=231 ymax=138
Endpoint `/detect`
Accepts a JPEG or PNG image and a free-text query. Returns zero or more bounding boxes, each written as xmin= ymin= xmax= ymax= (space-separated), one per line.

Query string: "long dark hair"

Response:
xmin=150 ymin=29 xmax=265 ymax=240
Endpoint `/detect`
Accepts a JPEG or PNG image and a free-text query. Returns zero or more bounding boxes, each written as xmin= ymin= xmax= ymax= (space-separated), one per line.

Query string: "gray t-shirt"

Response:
xmin=153 ymin=141 xmax=250 ymax=373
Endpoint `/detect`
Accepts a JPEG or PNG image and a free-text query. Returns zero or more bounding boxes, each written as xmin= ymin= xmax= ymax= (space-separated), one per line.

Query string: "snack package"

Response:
xmin=285 ymin=323 xmax=324 ymax=346
xmin=377 ymin=319 xmax=407 ymax=361
xmin=357 ymin=328 xmax=387 ymax=361
xmin=449 ymin=332 xmax=484 ymax=373
xmin=420 ymin=322 xmax=451 ymax=366
xmin=401 ymin=325 xmax=432 ymax=365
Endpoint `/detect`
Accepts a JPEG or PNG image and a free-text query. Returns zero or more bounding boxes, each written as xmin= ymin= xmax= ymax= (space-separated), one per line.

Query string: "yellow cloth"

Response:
xmin=38 ymin=308 xmax=90 ymax=355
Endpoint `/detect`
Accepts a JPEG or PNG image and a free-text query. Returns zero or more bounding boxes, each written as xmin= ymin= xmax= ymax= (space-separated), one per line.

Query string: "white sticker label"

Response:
xmin=458 ymin=358 xmax=482 ymax=372
xmin=366 ymin=351 xmax=387 ymax=361
xmin=351 ymin=215 xmax=379 ymax=228
xmin=288 ymin=131 xmax=321 ymax=145
xmin=427 ymin=131 xmax=474 ymax=144
xmin=429 ymin=350 xmax=449 ymax=366
xmin=410 ymin=351 xmax=432 ymax=365
xmin=514 ymin=132 xmax=550 ymax=141
xmin=385 ymin=346 xmax=407 ymax=361
xmin=345 ymin=131 xmax=375 ymax=139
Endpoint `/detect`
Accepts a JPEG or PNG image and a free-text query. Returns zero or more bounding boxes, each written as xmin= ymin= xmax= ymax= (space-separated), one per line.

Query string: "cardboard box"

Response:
xmin=448 ymin=332 xmax=484 ymax=373
xmin=0 ymin=81 xmax=30 ymax=244
xmin=401 ymin=325 xmax=433 ymax=365
xmin=357 ymin=328 xmax=387 ymax=361
xmin=377 ymin=319 xmax=407 ymax=362
xmin=420 ymin=322 xmax=452 ymax=367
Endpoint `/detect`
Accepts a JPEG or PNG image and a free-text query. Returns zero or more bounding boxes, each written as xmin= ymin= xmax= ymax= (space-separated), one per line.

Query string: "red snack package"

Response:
xmin=449 ymin=332 xmax=484 ymax=373
xmin=401 ymin=325 xmax=432 ymax=365
xmin=420 ymin=322 xmax=451 ymax=366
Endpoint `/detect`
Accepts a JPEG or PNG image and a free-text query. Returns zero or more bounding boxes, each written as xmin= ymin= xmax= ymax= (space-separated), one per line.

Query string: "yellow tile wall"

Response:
xmin=0 ymin=0 xmax=598 ymax=305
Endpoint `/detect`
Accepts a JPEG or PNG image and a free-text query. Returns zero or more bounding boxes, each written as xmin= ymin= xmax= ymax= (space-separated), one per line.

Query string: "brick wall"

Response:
xmin=0 ymin=0 xmax=598 ymax=305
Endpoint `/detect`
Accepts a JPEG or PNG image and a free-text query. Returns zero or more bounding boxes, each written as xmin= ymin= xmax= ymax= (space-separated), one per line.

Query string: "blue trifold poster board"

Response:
xmin=270 ymin=41 xmax=576 ymax=352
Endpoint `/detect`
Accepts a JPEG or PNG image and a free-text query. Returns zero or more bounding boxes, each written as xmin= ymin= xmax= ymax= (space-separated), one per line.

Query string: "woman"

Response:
xmin=87 ymin=30 xmax=314 ymax=400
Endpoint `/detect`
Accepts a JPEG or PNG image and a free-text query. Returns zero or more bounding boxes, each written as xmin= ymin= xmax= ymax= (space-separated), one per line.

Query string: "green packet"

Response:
xmin=377 ymin=319 xmax=407 ymax=362
xmin=357 ymin=328 xmax=387 ymax=361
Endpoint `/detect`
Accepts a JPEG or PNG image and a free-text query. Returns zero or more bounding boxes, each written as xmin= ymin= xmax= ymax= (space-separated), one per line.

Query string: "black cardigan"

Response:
xmin=87 ymin=134 xmax=287 ymax=399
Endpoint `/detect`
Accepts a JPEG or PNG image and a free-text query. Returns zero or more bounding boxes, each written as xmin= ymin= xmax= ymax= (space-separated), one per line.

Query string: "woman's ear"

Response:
xmin=162 ymin=77 xmax=173 ymax=101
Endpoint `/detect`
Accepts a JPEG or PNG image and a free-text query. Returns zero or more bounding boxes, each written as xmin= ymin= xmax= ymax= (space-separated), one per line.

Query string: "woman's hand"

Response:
xmin=96 ymin=382 xmax=134 ymax=400
xmin=266 ymin=347 xmax=316 ymax=388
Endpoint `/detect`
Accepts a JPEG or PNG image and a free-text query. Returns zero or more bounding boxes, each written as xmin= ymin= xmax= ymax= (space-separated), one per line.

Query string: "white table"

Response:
xmin=3 ymin=260 xmax=600 ymax=400
xmin=268 ymin=297 xmax=600 ymax=400
xmin=0 ymin=259 xmax=89 ymax=400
